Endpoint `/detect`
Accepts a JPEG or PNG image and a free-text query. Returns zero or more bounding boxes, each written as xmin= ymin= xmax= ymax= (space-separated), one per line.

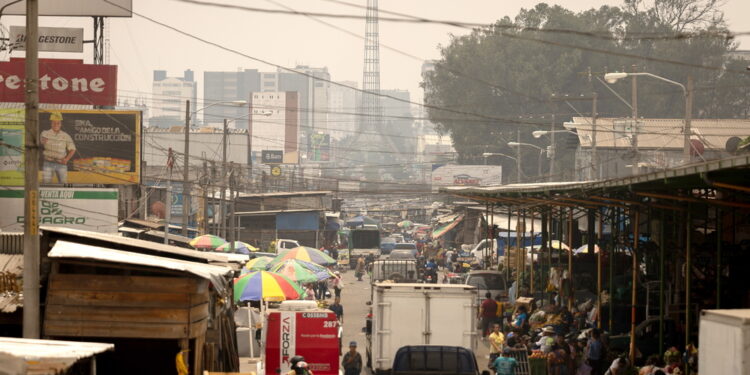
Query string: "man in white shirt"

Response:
xmin=40 ymin=112 xmax=76 ymax=184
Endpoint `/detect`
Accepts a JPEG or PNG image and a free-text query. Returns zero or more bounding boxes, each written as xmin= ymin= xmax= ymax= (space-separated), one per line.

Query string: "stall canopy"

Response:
xmin=48 ymin=240 xmax=233 ymax=293
xmin=432 ymin=214 xmax=464 ymax=239
xmin=0 ymin=337 xmax=113 ymax=375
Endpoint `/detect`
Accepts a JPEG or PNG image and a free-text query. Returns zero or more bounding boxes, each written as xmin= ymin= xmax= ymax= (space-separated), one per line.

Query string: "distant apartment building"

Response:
xmin=203 ymin=66 xmax=329 ymax=138
xmin=248 ymin=91 xmax=300 ymax=163
xmin=328 ymin=81 xmax=358 ymax=140
xmin=150 ymin=70 xmax=197 ymax=128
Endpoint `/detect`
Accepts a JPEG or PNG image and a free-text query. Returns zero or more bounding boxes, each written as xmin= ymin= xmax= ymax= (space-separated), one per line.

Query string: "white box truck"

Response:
xmin=698 ymin=309 xmax=750 ymax=375
xmin=367 ymin=283 xmax=478 ymax=375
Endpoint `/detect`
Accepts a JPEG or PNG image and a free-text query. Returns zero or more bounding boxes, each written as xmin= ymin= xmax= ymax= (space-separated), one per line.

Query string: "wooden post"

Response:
xmin=629 ymin=209 xmax=639 ymax=365
xmin=567 ymin=208 xmax=573 ymax=310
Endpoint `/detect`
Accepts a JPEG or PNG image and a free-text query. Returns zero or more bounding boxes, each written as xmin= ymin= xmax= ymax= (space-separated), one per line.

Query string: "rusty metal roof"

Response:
xmin=0 ymin=337 xmax=113 ymax=374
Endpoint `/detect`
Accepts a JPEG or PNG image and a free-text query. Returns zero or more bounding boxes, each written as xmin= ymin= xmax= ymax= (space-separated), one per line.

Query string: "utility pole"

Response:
xmin=23 ymin=0 xmax=40 ymax=339
xmin=165 ymin=148 xmax=174 ymax=245
xmin=182 ymin=100 xmax=190 ymax=237
xmin=516 ymin=130 xmax=522 ymax=183
xmin=591 ymin=92 xmax=598 ymax=180
xmin=228 ymin=162 xmax=236 ymax=252
xmin=549 ymin=115 xmax=555 ymax=182
xmin=220 ymin=119 xmax=228 ymax=239
xmin=202 ymin=160 xmax=208 ymax=234
xmin=631 ymin=65 xmax=639 ymax=175
xmin=684 ymin=75 xmax=693 ymax=161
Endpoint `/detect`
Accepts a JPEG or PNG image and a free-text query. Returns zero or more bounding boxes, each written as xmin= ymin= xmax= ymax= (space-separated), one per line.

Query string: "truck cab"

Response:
xmin=349 ymin=228 xmax=381 ymax=268
xmin=276 ymin=239 xmax=300 ymax=253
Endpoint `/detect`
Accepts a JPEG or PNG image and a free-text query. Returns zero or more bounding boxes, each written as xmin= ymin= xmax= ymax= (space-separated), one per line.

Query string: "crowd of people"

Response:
xmin=476 ymin=292 xmax=697 ymax=375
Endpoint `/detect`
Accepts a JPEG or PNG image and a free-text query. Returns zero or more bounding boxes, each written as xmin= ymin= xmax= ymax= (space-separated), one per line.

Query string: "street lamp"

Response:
xmin=532 ymin=130 xmax=577 ymax=138
xmin=603 ymin=72 xmax=693 ymax=161
xmin=507 ymin=142 xmax=545 ymax=182
xmin=482 ymin=152 xmax=519 ymax=183
xmin=182 ymin=99 xmax=247 ymax=237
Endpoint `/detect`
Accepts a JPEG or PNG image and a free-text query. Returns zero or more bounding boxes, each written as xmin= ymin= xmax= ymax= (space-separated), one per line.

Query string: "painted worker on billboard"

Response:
xmin=41 ymin=112 xmax=76 ymax=184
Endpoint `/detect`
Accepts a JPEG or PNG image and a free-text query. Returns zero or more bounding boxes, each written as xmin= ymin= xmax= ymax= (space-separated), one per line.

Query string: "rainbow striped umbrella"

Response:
xmin=270 ymin=246 xmax=336 ymax=266
xmin=233 ymin=271 xmax=304 ymax=302
xmin=189 ymin=234 xmax=227 ymax=250
xmin=245 ymin=256 xmax=274 ymax=271
xmin=217 ymin=241 xmax=258 ymax=254
xmin=268 ymin=259 xmax=333 ymax=283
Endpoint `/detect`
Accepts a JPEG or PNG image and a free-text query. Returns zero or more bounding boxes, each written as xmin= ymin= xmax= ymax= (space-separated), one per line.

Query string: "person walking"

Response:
xmin=488 ymin=323 xmax=505 ymax=368
xmin=586 ymin=329 xmax=605 ymax=375
xmin=492 ymin=348 xmax=518 ymax=375
xmin=329 ymin=271 xmax=343 ymax=298
xmin=479 ymin=292 xmax=497 ymax=337
xmin=355 ymin=257 xmax=365 ymax=281
xmin=341 ymin=341 xmax=363 ymax=375
xmin=329 ymin=296 xmax=344 ymax=324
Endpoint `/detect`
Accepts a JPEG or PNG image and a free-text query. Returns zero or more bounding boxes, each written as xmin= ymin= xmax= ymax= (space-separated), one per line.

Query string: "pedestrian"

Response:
xmin=479 ymin=292 xmax=497 ymax=337
xmin=329 ymin=296 xmax=344 ymax=324
xmin=510 ymin=305 xmax=528 ymax=333
xmin=329 ymin=272 xmax=343 ymax=298
xmin=585 ymin=329 xmax=604 ymax=375
xmin=304 ymin=284 xmax=316 ymax=301
xmin=317 ymin=280 xmax=329 ymax=300
xmin=494 ymin=295 xmax=506 ymax=325
xmin=492 ymin=347 xmax=518 ymax=375
xmin=341 ymin=341 xmax=363 ymax=375
xmin=488 ymin=323 xmax=505 ymax=368
xmin=355 ymin=257 xmax=365 ymax=281
xmin=288 ymin=356 xmax=314 ymax=375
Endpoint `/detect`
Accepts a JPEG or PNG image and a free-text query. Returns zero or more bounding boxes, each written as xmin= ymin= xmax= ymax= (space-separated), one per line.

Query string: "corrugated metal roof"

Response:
xmin=48 ymin=240 xmax=233 ymax=292
xmin=234 ymin=208 xmax=324 ymax=216
xmin=565 ymin=117 xmax=750 ymax=150
xmin=42 ymin=226 xmax=248 ymax=264
xmin=440 ymin=154 xmax=750 ymax=196
xmin=0 ymin=337 xmax=113 ymax=375
xmin=0 ymin=233 xmax=24 ymax=254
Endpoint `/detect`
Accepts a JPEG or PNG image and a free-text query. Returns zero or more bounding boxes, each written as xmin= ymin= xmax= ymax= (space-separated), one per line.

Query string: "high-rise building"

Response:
xmin=203 ymin=69 xmax=260 ymax=128
xmin=248 ymin=91 xmax=300 ymax=163
xmin=150 ymin=70 xmax=197 ymax=128
xmin=328 ymin=81 xmax=358 ymax=140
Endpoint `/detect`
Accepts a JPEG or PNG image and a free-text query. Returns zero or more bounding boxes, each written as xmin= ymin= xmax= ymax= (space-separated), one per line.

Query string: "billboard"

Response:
xmin=9 ymin=26 xmax=84 ymax=53
xmin=0 ymin=58 xmax=117 ymax=106
xmin=431 ymin=165 xmax=502 ymax=187
xmin=0 ymin=188 xmax=119 ymax=233
xmin=0 ymin=109 xmax=141 ymax=186
xmin=0 ymin=0 xmax=132 ymax=17
xmin=308 ymin=133 xmax=331 ymax=162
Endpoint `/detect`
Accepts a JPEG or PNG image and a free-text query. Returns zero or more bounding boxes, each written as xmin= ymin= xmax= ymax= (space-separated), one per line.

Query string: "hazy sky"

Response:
xmin=2 ymin=0 xmax=748 ymax=108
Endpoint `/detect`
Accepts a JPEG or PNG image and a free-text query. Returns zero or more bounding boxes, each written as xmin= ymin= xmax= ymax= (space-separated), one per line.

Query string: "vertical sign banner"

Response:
xmin=0 ymin=188 xmax=119 ymax=233
xmin=0 ymin=58 xmax=117 ymax=106
xmin=0 ymin=109 xmax=141 ymax=186
xmin=308 ymin=133 xmax=330 ymax=162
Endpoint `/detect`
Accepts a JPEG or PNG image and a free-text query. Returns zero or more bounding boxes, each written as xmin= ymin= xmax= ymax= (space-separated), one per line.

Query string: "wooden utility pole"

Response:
xmin=591 ymin=92 xmax=598 ymax=179
xmin=220 ymin=119 xmax=228 ymax=239
xmin=631 ymin=65 xmax=639 ymax=175
xmin=549 ymin=115 xmax=555 ymax=181
xmin=182 ymin=100 xmax=191 ymax=237
xmin=684 ymin=75 xmax=694 ymax=161
xmin=23 ymin=0 xmax=40 ymax=339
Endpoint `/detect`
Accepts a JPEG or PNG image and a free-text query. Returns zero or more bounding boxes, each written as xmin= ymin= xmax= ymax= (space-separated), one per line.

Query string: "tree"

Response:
xmin=423 ymin=0 xmax=748 ymax=180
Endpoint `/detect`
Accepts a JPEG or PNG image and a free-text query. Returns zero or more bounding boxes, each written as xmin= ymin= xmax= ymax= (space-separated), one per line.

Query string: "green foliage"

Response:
xmin=423 ymin=1 xmax=750 ymax=164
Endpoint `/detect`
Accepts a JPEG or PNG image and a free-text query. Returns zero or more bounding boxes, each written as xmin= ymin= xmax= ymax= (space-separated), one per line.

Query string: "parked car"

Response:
xmin=392 ymin=345 xmax=487 ymax=375
xmin=393 ymin=243 xmax=418 ymax=257
xmin=465 ymin=270 xmax=507 ymax=301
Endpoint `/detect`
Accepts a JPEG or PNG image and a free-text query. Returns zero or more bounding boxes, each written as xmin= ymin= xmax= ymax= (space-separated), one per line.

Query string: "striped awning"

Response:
xmin=431 ymin=214 xmax=464 ymax=239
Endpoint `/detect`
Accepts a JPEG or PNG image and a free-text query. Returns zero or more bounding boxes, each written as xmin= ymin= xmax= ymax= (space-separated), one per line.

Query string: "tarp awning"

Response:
xmin=432 ymin=214 xmax=464 ymax=239
xmin=48 ymin=240 xmax=233 ymax=292
xmin=0 ymin=337 xmax=113 ymax=375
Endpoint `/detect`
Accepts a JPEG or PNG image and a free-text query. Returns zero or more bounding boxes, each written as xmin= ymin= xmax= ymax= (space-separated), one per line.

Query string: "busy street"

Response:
xmin=1 ymin=0 xmax=750 ymax=375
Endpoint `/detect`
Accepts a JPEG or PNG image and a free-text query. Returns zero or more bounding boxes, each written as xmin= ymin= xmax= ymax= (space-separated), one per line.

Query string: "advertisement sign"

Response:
xmin=431 ymin=165 xmax=502 ymax=187
xmin=9 ymin=26 xmax=84 ymax=52
xmin=0 ymin=0 xmax=133 ymax=17
xmin=0 ymin=188 xmax=118 ymax=233
xmin=0 ymin=109 xmax=141 ymax=186
xmin=262 ymin=150 xmax=284 ymax=164
xmin=0 ymin=58 xmax=117 ymax=106
xmin=265 ymin=310 xmax=339 ymax=375
xmin=308 ymin=133 xmax=331 ymax=162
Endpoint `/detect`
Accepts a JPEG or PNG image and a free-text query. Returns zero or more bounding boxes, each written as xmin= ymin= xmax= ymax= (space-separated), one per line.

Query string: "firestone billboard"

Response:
xmin=0 ymin=109 xmax=141 ymax=185
xmin=0 ymin=58 xmax=117 ymax=106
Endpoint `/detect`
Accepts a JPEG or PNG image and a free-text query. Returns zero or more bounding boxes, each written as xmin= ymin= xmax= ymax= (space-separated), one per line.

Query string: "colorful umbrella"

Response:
xmin=217 ymin=241 xmax=258 ymax=254
xmin=233 ymin=271 xmax=304 ymax=302
xmin=270 ymin=246 xmax=337 ymax=266
xmin=269 ymin=259 xmax=335 ymax=282
xmin=189 ymin=234 xmax=227 ymax=250
xmin=397 ymin=220 xmax=413 ymax=228
xmin=245 ymin=256 xmax=274 ymax=271
xmin=268 ymin=260 xmax=322 ymax=283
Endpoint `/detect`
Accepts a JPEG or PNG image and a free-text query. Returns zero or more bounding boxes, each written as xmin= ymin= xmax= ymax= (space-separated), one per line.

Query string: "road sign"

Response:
xmin=270 ymin=166 xmax=282 ymax=177
xmin=262 ymin=150 xmax=284 ymax=164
